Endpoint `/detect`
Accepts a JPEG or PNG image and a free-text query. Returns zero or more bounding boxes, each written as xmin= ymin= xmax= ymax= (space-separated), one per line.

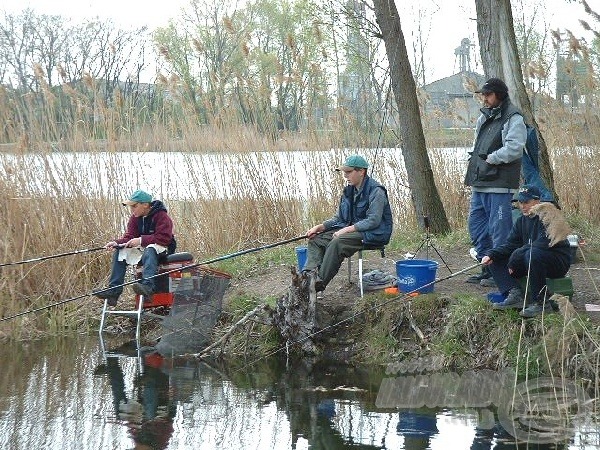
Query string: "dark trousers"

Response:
xmin=490 ymin=246 xmax=570 ymax=303
xmin=304 ymin=230 xmax=364 ymax=287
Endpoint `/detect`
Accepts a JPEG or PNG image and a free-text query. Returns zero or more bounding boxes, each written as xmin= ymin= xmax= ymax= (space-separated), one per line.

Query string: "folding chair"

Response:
xmin=99 ymin=252 xmax=194 ymax=340
xmin=347 ymin=245 xmax=386 ymax=297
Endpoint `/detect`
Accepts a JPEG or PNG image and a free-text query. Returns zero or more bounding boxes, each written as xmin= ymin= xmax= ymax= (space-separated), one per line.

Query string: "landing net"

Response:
xmin=155 ymin=266 xmax=231 ymax=356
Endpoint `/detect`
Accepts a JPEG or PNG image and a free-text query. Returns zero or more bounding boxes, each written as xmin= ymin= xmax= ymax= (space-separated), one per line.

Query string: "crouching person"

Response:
xmin=303 ymin=155 xmax=393 ymax=293
xmin=481 ymin=185 xmax=572 ymax=318
xmin=93 ymin=190 xmax=176 ymax=306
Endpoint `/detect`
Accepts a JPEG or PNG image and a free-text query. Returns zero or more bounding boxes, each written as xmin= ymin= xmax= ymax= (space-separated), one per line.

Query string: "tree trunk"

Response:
xmin=475 ymin=0 xmax=559 ymax=204
xmin=371 ymin=0 xmax=450 ymax=234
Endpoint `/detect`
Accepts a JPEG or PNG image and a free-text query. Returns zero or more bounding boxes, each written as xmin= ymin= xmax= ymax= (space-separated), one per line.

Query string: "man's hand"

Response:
xmin=481 ymin=255 xmax=492 ymax=265
xmin=306 ymin=224 xmax=324 ymax=239
xmin=126 ymin=237 xmax=142 ymax=248
xmin=333 ymin=226 xmax=354 ymax=239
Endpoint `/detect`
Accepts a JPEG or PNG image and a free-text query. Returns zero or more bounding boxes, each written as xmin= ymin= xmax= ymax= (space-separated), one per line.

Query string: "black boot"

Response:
xmin=466 ymin=265 xmax=491 ymax=284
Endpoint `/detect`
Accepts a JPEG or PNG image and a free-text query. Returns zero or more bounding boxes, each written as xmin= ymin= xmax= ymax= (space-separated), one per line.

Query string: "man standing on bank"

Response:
xmin=465 ymin=78 xmax=527 ymax=286
xmin=303 ymin=155 xmax=393 ymax=293
xmin=481 ymin=185 xmax=572 ymax=318
xmin=93 ymin=190 xmax=176 ymax=306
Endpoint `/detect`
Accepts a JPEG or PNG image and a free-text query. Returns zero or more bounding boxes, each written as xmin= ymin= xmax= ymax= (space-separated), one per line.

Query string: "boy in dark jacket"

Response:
xmin=481 ymin=185 xmax=572 ymax=317
xmin=93 ymin=190 xmax=176 ymax=306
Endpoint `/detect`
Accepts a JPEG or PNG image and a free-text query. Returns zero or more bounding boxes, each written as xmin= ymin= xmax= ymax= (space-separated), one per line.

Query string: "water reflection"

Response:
xmin=0 ymin=336 xmax=597 ymax=449
xmin=397 ymin=410 xmax=439 ymax=449
xmin=94 ymin=345 xmax=176 ymax=449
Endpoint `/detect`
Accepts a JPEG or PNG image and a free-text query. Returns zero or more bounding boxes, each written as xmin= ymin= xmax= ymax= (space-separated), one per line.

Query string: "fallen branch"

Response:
xmin=193 ymin=304 xmax=269 ymax=358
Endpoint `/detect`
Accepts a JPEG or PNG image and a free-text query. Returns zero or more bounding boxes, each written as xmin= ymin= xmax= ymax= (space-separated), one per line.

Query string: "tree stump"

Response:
xmin=273 ymin=267 xmax=320 ymax=355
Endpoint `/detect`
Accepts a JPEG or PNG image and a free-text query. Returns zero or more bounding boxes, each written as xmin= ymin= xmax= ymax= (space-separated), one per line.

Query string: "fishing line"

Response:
xmin=1 ymin=234 xmax=312 ymax=322
xmin=224 ymin=261 xmax=483 ymax=373
xmin=0 ymin=246 xmax=105 ymax=267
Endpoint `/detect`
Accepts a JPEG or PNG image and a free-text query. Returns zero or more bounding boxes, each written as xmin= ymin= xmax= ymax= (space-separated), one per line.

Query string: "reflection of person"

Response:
xmin=93 ymin=190 xmax=176 ymax=306
xmin=482 ymin=185 xmax=572 ymax=318
xmin=95 ymin=351 xmax=175 ymax=450
xmin=303 ymin=155 xmax=393 ymax=292
xmin=128 ymin=353 xmax=176 ymax=450
xmin=464 ymin=78 xmax=526 ymax=286
xmin=94 ymin=357 xmax=128 ymax=419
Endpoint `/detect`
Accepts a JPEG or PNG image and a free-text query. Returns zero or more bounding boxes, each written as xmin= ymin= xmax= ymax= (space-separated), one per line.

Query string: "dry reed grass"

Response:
xmin=1 ymin=72 xmax=599 ymax=346
xmin=0 ymin=138 xmax=595 ymax=339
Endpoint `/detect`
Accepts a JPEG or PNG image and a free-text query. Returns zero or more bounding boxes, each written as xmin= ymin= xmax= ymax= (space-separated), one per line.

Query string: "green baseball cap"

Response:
xmin=336 ymin=155 xmax=369 ymax=171
xmin=122 ymin=189 xmax=153 ymax=206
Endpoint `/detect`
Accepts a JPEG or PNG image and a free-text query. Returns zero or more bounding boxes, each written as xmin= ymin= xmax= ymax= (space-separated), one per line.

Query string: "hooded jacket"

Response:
xmin=116 ymin=200 xmax=176 ymax=254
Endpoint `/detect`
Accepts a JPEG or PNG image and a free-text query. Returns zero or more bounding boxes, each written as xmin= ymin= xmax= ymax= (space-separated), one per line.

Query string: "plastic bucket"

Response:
xmin=395 ymin=259 xmax=438 ymax=294
xmin=295 ymin=246 xmax=307 ymax=271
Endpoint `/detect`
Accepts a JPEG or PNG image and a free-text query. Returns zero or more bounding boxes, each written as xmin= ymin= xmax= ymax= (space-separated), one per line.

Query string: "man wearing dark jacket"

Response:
xmin=481 ymin=185 xmax=572 ymax=318
xmin=465 ymin=78 xmax=527 ymax=287
xmin=303 ymin=155 xmax=393 ymax=292
xmin=93 ymin=190 xmax=176 ymax=306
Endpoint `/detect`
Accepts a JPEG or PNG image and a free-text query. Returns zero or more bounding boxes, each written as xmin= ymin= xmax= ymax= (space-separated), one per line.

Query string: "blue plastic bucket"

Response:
xmin=295 ymin=246 xmax=307 ymax=271
xmin=395 ymin=259 xmax=438 ymax=294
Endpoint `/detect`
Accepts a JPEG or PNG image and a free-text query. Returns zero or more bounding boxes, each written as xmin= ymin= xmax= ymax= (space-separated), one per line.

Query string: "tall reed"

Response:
xmin=0 ymin=70 xmax=599 ymax=338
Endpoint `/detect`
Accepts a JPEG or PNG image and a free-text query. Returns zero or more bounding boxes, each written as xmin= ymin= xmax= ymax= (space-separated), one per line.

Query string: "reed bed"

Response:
xmin=1 ymin=72 xmax=600 ymax=345
xmin=0 ymin=139 xmax=596 ymax=338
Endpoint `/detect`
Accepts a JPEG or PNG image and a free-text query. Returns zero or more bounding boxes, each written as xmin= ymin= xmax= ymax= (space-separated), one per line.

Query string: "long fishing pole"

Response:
xmin=225 ymin=261 xmax=483 ymax=371
xmin=0 ymin=246 xmax=105 ymax=268
xmin=1 ymin=234 xmax=311 ymax=322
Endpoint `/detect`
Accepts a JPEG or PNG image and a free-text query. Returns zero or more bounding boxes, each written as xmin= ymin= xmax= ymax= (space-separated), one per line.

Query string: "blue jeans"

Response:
xmin=468 ymin=191 xmax=514 ymax=260
xmin=138 ymin=247 xmax=160 ymax=291
xmin=107 ymin=247 xmax=161 ymax=295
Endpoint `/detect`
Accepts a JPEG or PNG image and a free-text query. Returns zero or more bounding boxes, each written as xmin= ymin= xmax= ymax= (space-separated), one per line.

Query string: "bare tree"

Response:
xmin=475 ymin=0 xmax=558 ymax=203
xmin=371 ymin=0 xmax=450 ymax=234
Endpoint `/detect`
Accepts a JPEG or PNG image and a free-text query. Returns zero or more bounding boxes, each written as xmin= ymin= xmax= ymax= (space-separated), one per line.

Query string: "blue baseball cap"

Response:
xmin=336 ymin=155 xmax=369 ymax=171
xmin=516 ymin=185 xmax=541 ymax=202
xmin=122 ymin=189 xmax=152 ymax=206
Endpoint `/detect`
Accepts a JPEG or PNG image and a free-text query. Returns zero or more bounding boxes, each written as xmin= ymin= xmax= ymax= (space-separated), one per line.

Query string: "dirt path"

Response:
xmin=225 ymin=242 xmax=600 ymax=322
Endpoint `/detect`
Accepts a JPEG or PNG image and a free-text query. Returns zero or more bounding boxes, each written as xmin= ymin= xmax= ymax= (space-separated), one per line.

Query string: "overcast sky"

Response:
xmin=1 ymin=0 xmax=595 ymax=82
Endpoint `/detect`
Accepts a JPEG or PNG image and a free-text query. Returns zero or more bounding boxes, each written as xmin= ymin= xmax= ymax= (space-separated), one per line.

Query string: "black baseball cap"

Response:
xmin=475 ymin=78 xmax=509 ymax=95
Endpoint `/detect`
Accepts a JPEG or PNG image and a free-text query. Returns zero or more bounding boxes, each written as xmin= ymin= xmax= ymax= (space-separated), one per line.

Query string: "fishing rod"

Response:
xmin=227 ymin=261 xmax=483 ymax=372
xmin=1 ymin=234 xmax=312 ymax=322
xmin=0 ymin=246 xmax=106 ymax=268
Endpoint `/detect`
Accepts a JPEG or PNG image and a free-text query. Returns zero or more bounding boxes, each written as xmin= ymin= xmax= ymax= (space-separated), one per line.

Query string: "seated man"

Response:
xmin=481 ymin=185 xmax=572 ymax=318
xmin=304 ymin=155 xmax=393 ymax=292
xmin=94 ymin=190 xmax=176 ymax=306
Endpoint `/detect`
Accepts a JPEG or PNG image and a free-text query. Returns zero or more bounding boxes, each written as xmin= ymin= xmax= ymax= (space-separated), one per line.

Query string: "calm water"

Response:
xmin=0 ymin=335 xmax=597 ymax=450
xmin=0 ymin=147 xmax=470 ymax=201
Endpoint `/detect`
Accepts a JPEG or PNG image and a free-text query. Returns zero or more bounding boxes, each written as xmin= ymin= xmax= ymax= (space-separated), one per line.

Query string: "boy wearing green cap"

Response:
xmin=93 ymin=190 xmax=176 ymax=306
xmin=304 ymin=155 xmax=393 ymax=292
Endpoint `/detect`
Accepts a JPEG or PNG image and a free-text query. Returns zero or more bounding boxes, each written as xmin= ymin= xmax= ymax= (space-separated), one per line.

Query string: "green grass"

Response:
xmin=350 ymin=291 xmax=600 ymax=381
